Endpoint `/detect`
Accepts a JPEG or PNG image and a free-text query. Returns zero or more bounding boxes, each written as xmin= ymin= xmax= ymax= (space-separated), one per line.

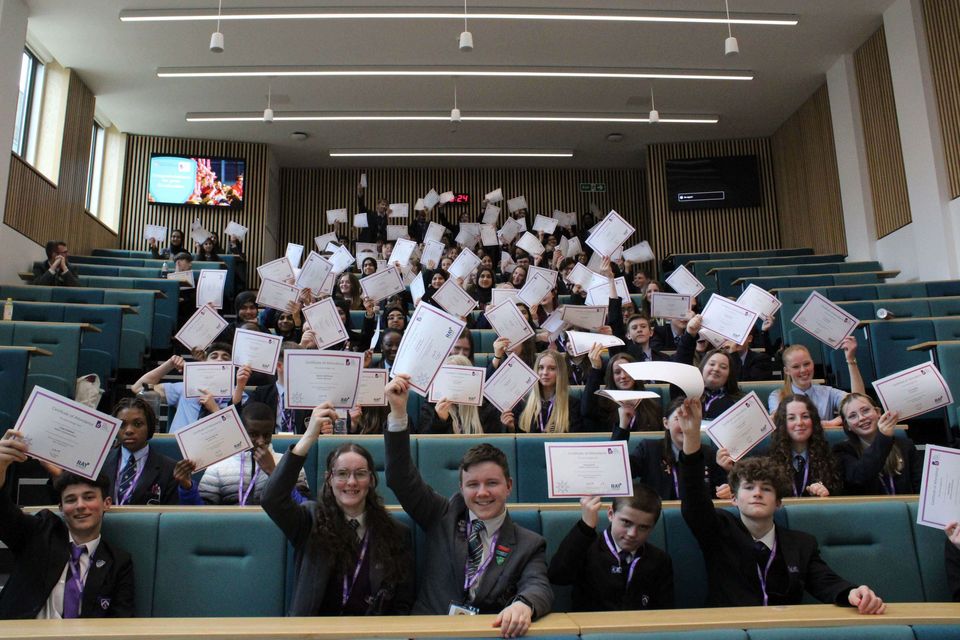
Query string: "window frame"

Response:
xmin=86 ymin=120 xmax=106 ymax=214
xmin=12 ymin=49 xmax=44 ymax=159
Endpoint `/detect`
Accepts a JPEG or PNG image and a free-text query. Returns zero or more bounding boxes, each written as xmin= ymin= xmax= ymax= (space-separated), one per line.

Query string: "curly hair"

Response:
xmin=311 ymin=444 xmax=411 ymax=586
xmin=728 ymin=456 xmax=793 ymax=502
xmin=769 ymin=394 xmax=842 ymax=495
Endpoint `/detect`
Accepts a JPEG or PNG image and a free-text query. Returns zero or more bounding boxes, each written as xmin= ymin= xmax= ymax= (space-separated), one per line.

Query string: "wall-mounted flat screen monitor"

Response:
xmin=665 ymin=155 xmax=761 ymax=211
xmin=148 ymin=154 xmax=245 ymax=208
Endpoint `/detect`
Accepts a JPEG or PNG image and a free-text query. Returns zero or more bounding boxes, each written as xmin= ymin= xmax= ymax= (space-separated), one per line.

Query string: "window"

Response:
xmin=86 ymin=121 xmax=105 ymax=213
xmin=12 ymin=49 xmax=44 ymax=158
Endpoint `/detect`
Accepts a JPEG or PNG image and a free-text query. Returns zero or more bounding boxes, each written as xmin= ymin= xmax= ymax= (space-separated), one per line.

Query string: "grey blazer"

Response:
xmin=384 ymin=428 xmax=553 ymax=617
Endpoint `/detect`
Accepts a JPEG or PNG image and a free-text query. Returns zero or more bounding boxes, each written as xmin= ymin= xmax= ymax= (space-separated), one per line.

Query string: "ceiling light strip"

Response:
xmin=329 ymin=151 xmax=574 ymax=157
xmin=160 ymin=67 xmax=753 ymax=81
xmin=185 ymin=113 xmax=719 ymax=124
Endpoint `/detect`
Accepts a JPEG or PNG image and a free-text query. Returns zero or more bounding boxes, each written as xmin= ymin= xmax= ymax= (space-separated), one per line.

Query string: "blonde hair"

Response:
xmin=518 ymin=350 xmax=570 ymax=433
xmin=445 ymin=355 xmax=483 ymax=435
xmin=839 ymin=392 xmax=904 ymax=477
xmin=777 ymin=344 xmax=811 ymax=403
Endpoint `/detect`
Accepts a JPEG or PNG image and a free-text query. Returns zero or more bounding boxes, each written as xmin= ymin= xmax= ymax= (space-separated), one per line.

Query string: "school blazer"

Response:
xmin=679 ymin=449 xmax=855 ymax=608
xmin=384 ymin=428 xmax=554 ymax=617
xmin=832 ymin=433 xmax=923 ymax=496
xmin=239 ymin=382 xmax=310 ymax=434
xmin=0 ymin=494 xmax=134 ymax=619
xmin=611 ymin=428 xmax=727 ymax=501
xmin=261 ymin=451 xmax=415 ymax=616
xmin=103 ymin=446 xmax=179 ymax=505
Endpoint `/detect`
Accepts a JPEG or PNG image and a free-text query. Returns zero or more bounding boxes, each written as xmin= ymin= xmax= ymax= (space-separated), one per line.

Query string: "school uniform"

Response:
xmin=0 ymin=492 xmax=134 ymax=619
xmin=384 ymin=424 xmax=553 ymax=617
xmin=651 ymin=325 xmax=684 ymax=352
xmin=261 ymin=451 xmax=415 ymax=615
xmin=679 ymin=448 xmax=856 ymax=607
xmin=612 ymin=428 xmax=727 ymax=500
xmin=238 ymin=381 xmax=310 ymax=435
xmin=832 ymin=433 xmax=922 ymax=495
xmin=734 ymin=349 xmax=775 ymax=382
xmin=511 ymin=394 xmax=585 ymax=432
xmin=416 ymin=400 xmax=506 ymax=434
xmin=547 ymin=519 xmax=673 ymax=611
xmin=947 ymin=538 xmax=960 ymax=603
xmin=102 ymin=445 xmax=179 ymax=505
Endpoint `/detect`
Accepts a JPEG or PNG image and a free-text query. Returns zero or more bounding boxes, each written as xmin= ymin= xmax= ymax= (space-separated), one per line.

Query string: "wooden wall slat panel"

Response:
xmin=645 ymin=138 xmax=781 ymax=265
xmin=4 ymin=70 xmax=117 ymax=256
xmin=770 ymin=84 xmax=847 ymax=255
xmin=921 ymin=0 xmax=960 ymax=199
xmin=854 ymin=26 xmax=913 ymax=238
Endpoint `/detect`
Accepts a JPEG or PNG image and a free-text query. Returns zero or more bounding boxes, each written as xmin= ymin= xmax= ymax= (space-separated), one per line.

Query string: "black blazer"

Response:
xmin=511 ymin=394 xmax=585 ymax=433
xmin=734 ymin=350 xmax=775 ymax=382
xmin=103 ymin=446 xmax=179 ymax=505
xmin=357 ymin=194 xmax=386 ymax=243
xmin=416 ymin=400 xmax=506 ymax=434
xmin=31 ymin=261 xmax=79 ymax=287
xmin=650 ymin=324 xmax=684 ymax=352
xmin=239 ymin=382 xmax=311 ymax=435
xmin=947 ymin=538 xmax=960 ymax=603
xmin=832 ymin=433 xmax=923 ymax=495
xmin=0 ymin=494 xmax=135 ymax=619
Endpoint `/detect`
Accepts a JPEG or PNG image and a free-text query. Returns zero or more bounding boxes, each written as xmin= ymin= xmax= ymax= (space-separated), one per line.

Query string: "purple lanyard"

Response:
xmin=882 ymin=473 xmax=896 ymax=495
xmin=756 ymin=537 xmax=778 ymax=606
xmin=463 ymin=531 xmax=500 ymax=591
xmin=115 ymin=454 xmax=146 ymax=506
xmin=603 ymin=529 xmax=641 ymax=587
xmin=670 ymin=465 xmax=680 ymax=499
xmin=703 ymin=391 xmax=725 ymax=413
xmin=537 ymin=398 xmax=556 ymax=433
xmin=238 ymin=452 xmax=261 ymax=506
xmin=791 ymin=459 xmax=810 ymax=498
xmin=342 ymin=531 xmax=370 ymax=607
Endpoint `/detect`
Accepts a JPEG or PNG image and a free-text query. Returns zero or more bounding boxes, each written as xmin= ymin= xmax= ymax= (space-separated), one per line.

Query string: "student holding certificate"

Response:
xmin=104 ymin=398 xmax=179 ymax=505
xmin=768 ymin=395 xmax=842 ymax=498
xmin=262 ymin=404 xmax=415 ymax=615
xmin=833 ymin=393 xmax=921 ymax=495
xmin=335 ymin=272 xmax=365 ymax=310
xmin=767 ymin=341 xmax=864 ymax=426
xmin=676 ymin=397 xmax=887 ymax=612
xmin=417 ymin=355 xmax=506 ymax=435
xmin=466 ymin=267 xmax=496 ymax=312
xmin=582 ymin=348 xmax=662 ymax=434
xmin=506 ymin=350 xmax=583 ymax=433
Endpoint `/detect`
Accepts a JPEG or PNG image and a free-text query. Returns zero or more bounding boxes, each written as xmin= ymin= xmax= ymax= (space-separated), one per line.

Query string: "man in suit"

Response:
xmin=383 ymin=374 xmax=552 ymax=637
xmin=233 ymin=342 xmax=310 ymax=434
xmin=356 ymin=181 xmax=388 ymax=244
xmin=31 ymin=240 xmax=79 ymax=287
xmin=675 ymin=397 xmax=886 ymax=612
xmin=101 ymin=397 xmax=179 ymax=505
xmin=0 ymin=431 xmax=134 ymax=619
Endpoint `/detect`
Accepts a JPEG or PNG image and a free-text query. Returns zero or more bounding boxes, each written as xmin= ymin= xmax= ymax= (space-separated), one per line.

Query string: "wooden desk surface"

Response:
xmin=0 ymin=345 xmax=52 ymax=356
xmin=731 ymin=271 xmax=899 ymax=287
xmin=907 ymin=340 xmax=960 ymax=352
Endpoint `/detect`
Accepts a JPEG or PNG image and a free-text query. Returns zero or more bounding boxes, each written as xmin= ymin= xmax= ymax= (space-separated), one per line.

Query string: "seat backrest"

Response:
xmin=417 ymin=436 xmax=518 ymax=502
xmin=11 ymin=302 xmax=64 ymax=323
xmin=0 ymin=349 xmax=29 ymax=431
xmin=869 ymin=319 xmax=936 ymax=378
xmin=101 ymin=512 xmax=160 ymax=617
xmin=926 ymin=280 xmax=960 ymax=297
xmin=11 ymin=322 xmax=81 ymax=398
xmin=906 ymin=501 xmax=953 ymax=601
xmin=928 ymin=296 xmax=960 ymax=318
xmin=0 ymin=285 xmax=51 ymax=301
xmin=50 ymin=287 xmax=104 ymax=304
xmin=747 ymin=626 xmax=916 ymax=640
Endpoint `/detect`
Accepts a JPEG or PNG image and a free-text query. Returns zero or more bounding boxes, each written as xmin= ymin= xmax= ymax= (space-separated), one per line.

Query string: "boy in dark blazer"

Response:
xmin=101 ymin=397 xmax=178 ymax=505
xmin=675 ymin=397 xmax=886 ymax=612
xmin=547 ymin=483 xmax=674 ymax=611
xmin=384 ymin=374 xmax=553 ymax=638
xmin=0 ymin=431 xmax=134 ymax=619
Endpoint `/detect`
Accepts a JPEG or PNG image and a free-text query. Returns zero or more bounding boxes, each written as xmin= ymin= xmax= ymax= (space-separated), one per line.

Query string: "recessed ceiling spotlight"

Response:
xmin=606 ymin=133 xmax=624 ymax=142
xmin=290 ymin=131 xmax=308 ymax=141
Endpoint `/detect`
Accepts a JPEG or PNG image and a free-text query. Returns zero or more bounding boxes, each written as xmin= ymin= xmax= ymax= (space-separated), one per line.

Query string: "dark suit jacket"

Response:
xmin=103 ymin=446 xmax=179 ymax=505
xmin=357 ymin=194 xmax=386 ymax=243
xmin=612 ymin=427 xmax=727 ymax=500
xmin=239 ymin=382 xmax=310 ymax=435
xmin=416 ymin=400 xmax=506 ymax=434
xmin=384 ymin=428 xmax=553 ymax=617
xmin=262 ymin=451 xmax=415 ymax=615
xmin=679 ymin=448 xmax=855 ymax=608
xmin=0 ymin=494 xmax=134 ymax=619
xmin=650 ymin=324 xmax=684 ymax=352
xmin=734 ymin=349 xmax=775 ymax=382
xmin=31 ymin=261 xmax=79 ymax=287
xmin=947 ymin=537 xmax=960 ymax=603
xmin=832 ymin=433 xmax=923 ymax=495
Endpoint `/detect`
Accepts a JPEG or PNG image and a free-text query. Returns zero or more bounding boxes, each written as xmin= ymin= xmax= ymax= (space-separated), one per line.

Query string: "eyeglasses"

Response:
xmin=331 ymin=469 xmax=372 ymax=482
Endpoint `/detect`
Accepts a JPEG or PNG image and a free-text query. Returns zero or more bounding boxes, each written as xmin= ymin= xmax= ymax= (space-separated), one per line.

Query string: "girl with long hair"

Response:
xmin=768 ymin=394 xmax=842 ymax=497
xmin=507 ymin=349 xmax=583 ymax=433
xmin=417 ymin=355 xmax=506 ymax=434
xmin=335 ymin=272 xmax=364 ymax=310
xmin=581 ymin=348 xmax=662 ymax=433
xmin=768 ymin=341 xmax=864 ymax=426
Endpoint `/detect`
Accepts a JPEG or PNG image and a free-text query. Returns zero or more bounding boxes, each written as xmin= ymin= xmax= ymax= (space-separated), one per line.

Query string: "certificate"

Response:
xmin=485 ymin=299 xmax=535 ymax=347
xmin=455 ymin=228 xmax=478 ymax=249
xmin=256 ymin=278 xmax=300 ymax=312
xmin=314 ymin=232 xmax=338 ymax=251
xmin=586 ymin=210 xmax=635 ymax=257
xmin=595 ymin=389 xmax=660 ymax=406
xmin=360 ymin=266 xmax=405 ymax=302
xmin=326 ymin=208 xmax=348 ymax=224
xmin=737 ymin=283 xmax=782 ymax=320
xmin=196 ymin=269 xmax=227 ymax=309
xmin=329 ymin=245 xmax=356 ymax=274
xmin=225 ymin=221 xmax=248 ymax=238
xmin=429 ymin=365 xmax=486 ymax=406
xmin=13 ymin=387 xmax=121 ymax=480
xmin=483 ymin=353 xmax=538 ymax=412
xmin=790 ymin=291 xmax=859 ymax=349
xmin=386 ymin=225 xmax=407 ymax=241
xmin=699 ymin=327 xmax=727 ymax=349
xmin=545 ymin=441 xmax=633 ymax=498
xmin=517 ymin=271 xmax=555 ymax=307
xmin=357 ymin=369 xmax=388 ymax=406
xmin=302 ymin=297 xmax=350 ymax=349
xmin=410 ymin=272 xmax=426 ymax=303
xmin=144 ymin=224 xmax=167 ymax=244
xmin=872 ymin=362 xmax=954 ymax=420
xmin=391 ymin=303 xmax=467 ymax=395
xmin=515 ymin=232 xmax=545 ymax=257
xmin=480 ymin=224 xmax=499 ymax=247
xmin=704 ymin=392 xmax=775 ymax=461
xmin=390 ymin=238 xmax=417 ymax=267
xmin=389 ymin=203 xmax=410 ymax=218
xmin=527 ymin=265 xmax=558 ymax=287
xmin=664 ymin=264 xmax=705 ymax=297
xmin=425 ymin=221 xmax=446 ymax=243
xmin=565 ymin=236 xmax=583 ymax=258
xmin=420 ymin=239 xmax=445 ymax=269
xmin=482 ymin=203 xmax=501 ymax=224
xmin=448 ymin=247 xmax=481 ymax=280
xmin=491 ymin=288 xmax=521 ymax=307
xmin=183 ymin=362 xmax=234 ymax=399
xmin=440 ymin=191 xmax=455 ymax=204
xmin=422 ymin=189 xmax=440 ymax=209
xmin=175 ymin=305 xmax=228 ymax=352
xmin=586 ymin=277 xmax=631 ymax=306
xmin=257 ymin=257 xmax=295 ymax=283
xmin=355 ymin=241 xmax=379 ymax=256
xmin=232 ymin=328 xmax=283 ymax=374
xmin=917 ymin=445 xmax=960 ymax=529
xmin=175 ymin=405 xmax=252 ymax=472
xmin=650 ymin=292 xmax=692 ymax=320
xmin=498 ymin=218 xmax=522 ymax=244
xmin=560 ymin=305 xmax=608 ymax=331
xmin=353 ymin=213 xmax=369 ymax=228
xmin=700 ymin=294 xmax=759 ymax=345
xmin=432 ymin=279 xmax=478 ymax=317
xmin=296 ymin=251 xmax=334 ymax=292
xmin=619 ymin=361 xmax=705 ymax=398
xmin=622 ymin=241 xmax=655 ymax=263
xmin=285 ymin=243 xmax=305 ymax=269
xmin=507 ymin=195 xmax=528 ymax=213
xmin=485 ymin=187 xmax=504 ymax=203
xmin=567 ymin=263 xmax=606 ymax=290
xmin=532 ymin=215 xmax=558 ymax=234
xmin=167 ymin=269 xmax=195 ymax=287
xmin=564 ymin=330 xmax=625 ymax=357
xmin=284 ymin=350 xmax=363 ymax=410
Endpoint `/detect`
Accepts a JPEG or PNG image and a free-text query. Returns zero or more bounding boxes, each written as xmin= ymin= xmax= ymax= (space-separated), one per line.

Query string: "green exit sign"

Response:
xmin=579 ymin=182 xmax=606 ymax=192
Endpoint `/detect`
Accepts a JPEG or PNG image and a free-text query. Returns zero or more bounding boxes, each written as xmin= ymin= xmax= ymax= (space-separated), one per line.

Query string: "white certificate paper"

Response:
xmin=257 ymin=257 xmax=295 ymax=283
xmin=704 ymin=392 xmax=775 ymax=461
xmin=619 ymin=361 xmax=705 ymax=398
xmin=429 ymin=365 xmax=486 ymax=406
xmin=532 ymin=215 xmax=559 ymax=234
xmin=432 ymin=279 xmax=478 ymax=317
xmin=873 ymin=362 xmax=954 ymax=420
xmin=485 ymin=299 xmax=535 ymax=347
xmin=14 ymin=387 xmax=121 ymax=480
xmin=425 ymin=221 xmax=446 ymax=243
xmin=391 ymin=303 xmax=467 ymax=395
xmin=144 ymin=224 xmax=167 ymax=244
xmin=507 ymin=195 xmax=528 ymax=213
xmin=517 ymin=271 xmax=555 ymax=308
xmin=329 ymin=245 xmax=356 ymax=274
xmin=483 ymin=203 xmax=501 ymax=225
xmin=516 ymin=232 xmax=545 ymax=257
xmin=700 ymin=294 xmax=759 ymax=345
xmin=586 ymin=210 xmax=635 ymax=257
xmin=790 ymin=291 xmax=859 ymax=350
xmin=284 ymin=350 xmax=363 ymax=410
xmin=622 ymin=241 xmax=655 ymax=263
xmin=560 ymin=305 xmax=608 ymax=331
xmin=483 ymin=353 xmax=538 ymax=412
xmin=256 ymin=278 xmax=300 ymax=312
xmin=564 ymin=331 xmax=625 ymax=357
xmin=302 ymin=297 xmax=350 ymax=349
xmin=314 ymin=232 xmax=338 ymax=251
xmin=353 ymin=213 xmax=369 ymax=228
xmin=420 ymin=239 xmax=445 ymax=269
xmin=389 ymin=203 xmax=410 ymax=219
xmin=390 ymin=238 xmax=417 ymax=267
xmin=650 ymin=292 xmax=692 ymax=320
xmin=485 ymin=187 xmax=504 ymax=204
xmin=491 ymin=288 xmax=521 ymax=307
xmin=664 ymin=264 xmax=705 ymax=297
xmin=386 ymin=225 xmax=408 ymax=241
xmin=737 ymin=283 xmax=782 ymax=320
xmin=448 ymin=248 xmax=481 ymax=280
xmin=175 ymin=305 xmax=229 ymax=352
xmin=183 ymin=361 xmax=234 ymax=398
xmin=175 ymin=405 xmax=252 ymax=472
xmin=232 ymin=328 xmax=283 ymax=374
xmin=545 ymin=441 xmax=633 ymax=498
xmin=296 ymin=251 xmax=334 ymax=292
xmin=360 ymin=266 xmax=405 ymax=302
xmin=917 ymin=445 xmax=960 ymax=529
xmin=285 ymin=243 xmax=305 ymax=269
xmin=196 ymin=270 xmax=228 ymax=309
xmin=357 ymin=369 xmax=388 ymax=406
xmin=167 ymin=269 xmax=195 ymax=288
xmin=326 ymin=208 xmax=348 ymax=225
